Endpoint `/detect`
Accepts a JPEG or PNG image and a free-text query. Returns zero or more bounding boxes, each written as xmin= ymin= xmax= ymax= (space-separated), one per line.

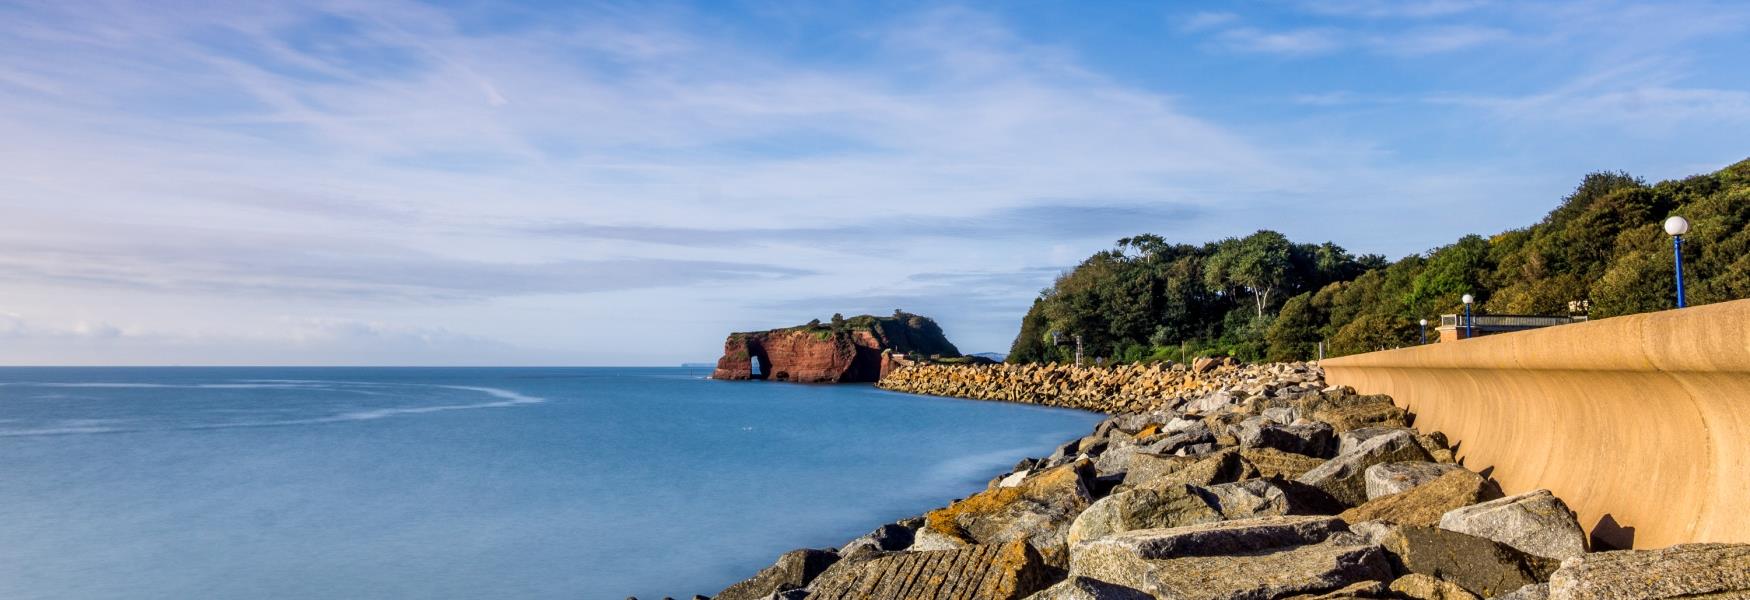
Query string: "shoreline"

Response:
xmin=664 ymin=361 xmax=1743 ymax=600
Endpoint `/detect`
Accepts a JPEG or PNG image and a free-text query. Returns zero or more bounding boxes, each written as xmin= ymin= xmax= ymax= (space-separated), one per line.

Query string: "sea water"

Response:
xmin=0 ymin=367 xmax=1101 ymax=599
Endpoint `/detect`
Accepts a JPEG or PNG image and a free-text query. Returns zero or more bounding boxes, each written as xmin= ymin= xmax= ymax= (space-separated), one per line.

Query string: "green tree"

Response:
xmin=1205 ymin=230 xmax=1294 ymax=318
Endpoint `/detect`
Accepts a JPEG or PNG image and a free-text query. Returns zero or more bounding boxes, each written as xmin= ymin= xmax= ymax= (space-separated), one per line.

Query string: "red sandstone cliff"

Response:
xmin=711 ymin=312 xmax=961 ymax=383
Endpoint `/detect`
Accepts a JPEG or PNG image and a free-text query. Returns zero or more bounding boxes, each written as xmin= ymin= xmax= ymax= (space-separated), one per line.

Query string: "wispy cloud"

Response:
xmin=1182 ymin=12 xmax=1240 ymax=32
xmin=1215 ymin=27 xmax=1345 ymax=55
xmin=529 ymin=203 xmax=1206 ymax=249
xmin=0 ymin=1 xmax=1745 ymax=363
xmin=1297 ymin=0 xmax=1492 ymax=19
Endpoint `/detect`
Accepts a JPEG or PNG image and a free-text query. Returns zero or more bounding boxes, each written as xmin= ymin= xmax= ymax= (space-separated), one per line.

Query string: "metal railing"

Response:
xmin=1439 ymin=314 xmax=1588 ymax=328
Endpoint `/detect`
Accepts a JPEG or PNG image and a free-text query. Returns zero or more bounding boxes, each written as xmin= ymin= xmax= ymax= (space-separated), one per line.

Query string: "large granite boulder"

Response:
xmin=1438 ymin=490 xmax=1586 ymax=561
xmin=1350 ymin=521 xmax=1555 ymax=598
xmin=1067 ymin=516 xmax=1392 ymax=599
xmin=1364 ymin=462 xmax=1466 ymax=500
xmin=1241 ymin=447 xmax=1327 ymax=479
xmin=1545 ymin=543 xmax=1750 ymax=599
xmin=839 ymin=522 xmax=916 ymax=559
xmin=1066 ymin=483 xmax=1223 ymax=546
xmin=922 ymin=460 xmax=1094 ymax=566
xmin=1024 ymin=576 xmax=1152 ymax=600
xmin=1338 ymin=428 xmax=1453 ymax=464
xmin=1337 ymin=427 xmax=1407 ymax=456
xmin=1340 ymin=469 xmax=1493 ymax=527
xmin=1122 ymin=447 xmax=1254 ymax=489
xmin=1297 ymin=393 xmax=1407 ymax=433
xmin=1234 ymin=419 xmax=1337 ymax=458
xmin=1498 ymin=583 xmax=1550 ymax=600
xmin=1092 ymin=443 xmax=1142 ymax=477
xmin=1203 ymin=478 xmax=1344 ymax=519
xmin=1389 ymin=574 xmax=1480 ymax=600
xmin=713 ymin=548 xmax=840 ymax=600
xmin=1149 ymin=422 xmax=1217 ymax=456
xmin=1298 ymin=430 xmax=1434 ymax=507
xmin=807 ymin=540 xmax=1053 ymax=600
xmin=1283 ymin=580 xmax=1391 ymax=599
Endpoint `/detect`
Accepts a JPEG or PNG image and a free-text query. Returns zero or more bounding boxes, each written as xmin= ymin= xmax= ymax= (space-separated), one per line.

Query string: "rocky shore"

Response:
xmin=648 ymin=362 xmax=1748 ymax=600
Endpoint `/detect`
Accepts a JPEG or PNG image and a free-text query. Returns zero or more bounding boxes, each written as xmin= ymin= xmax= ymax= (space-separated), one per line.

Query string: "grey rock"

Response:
xmin=1497 ymin=583 xmax=1550 ymax=600
xmin=1439 ymin=490 xmax=1586 ymax=561
xmin=1390 ymin=573 xmax=1480 ymax=600
xmin=1048 ymin=439 xmax=1082 ymax=462
xmin=1068 ymin=516 xmax=1392 ymax=599
xmin=1201 ymin=478 xmax=1343 ymax=519
xmin=1354 ymin=521 xmax=1555 ymax=598
xmin=1024 ymin=576 xmax=1152 ymax=600
xmin=1150 ymin=422 xmax=1215 ymax=455
xmin=1093 ymin=442 xmax=1141 ymax=477
xmin=1235 ymin=419 xmax=1336 ymax=458
xmin=1340 ymin=469 xmax=1494 ymax=528
xmin=1123 ymin=447 xmax=1254 ymax=489
xmin=1241 ymin=447 xmax=1328 ymax=480
xmin=921 ymin=460 xmax=1094 ymax=567
xmin=838 ymin=523 xmax=915 ymax=559
xmin=808 ymin=540 xmax=1053 ymax=600
xmin=909 ymin=527 xmax=969 ymax=552
xmin=1066 ymin=483 xmax=1224 ymax=546
xmin=713 ymin=548 xmax=839 ymax=600
xmin=1262 ymin=406 xmax=1301 ymax=425
xmin=1298 ymin=429 xmax=1434 ymax=507
xmin=1184 ymin=390 xmax=1236 ymax=414
xmin=1365 ymin=461 xmax=1466 ymax=500
xmin=1337 ymin=427 xmax=1412 ymax=456
xmin=1546 ymin=543 xmax=1750 ymax=599
xmin=1163 ymin=416 xmax=1203 ymax=434
xmin=1083 ymin=515 xmax=1347 ymax=558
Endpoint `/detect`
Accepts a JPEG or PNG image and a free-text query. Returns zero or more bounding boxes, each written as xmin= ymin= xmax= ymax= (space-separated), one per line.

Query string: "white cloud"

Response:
xmin=1182 ymin=12 xmax=1240 ymax=32
xmin=0 ymin=1 xmax=1743 ymax=363
xmin=1299 ymin=0 xmax=1492 ymax=19
xmin=1215 ymin=27 xmax=1345 ymax=55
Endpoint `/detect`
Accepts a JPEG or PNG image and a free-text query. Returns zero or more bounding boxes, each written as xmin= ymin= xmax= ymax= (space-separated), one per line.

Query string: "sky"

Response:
xmin=0 ymin=0 xmax=1747 ymax=365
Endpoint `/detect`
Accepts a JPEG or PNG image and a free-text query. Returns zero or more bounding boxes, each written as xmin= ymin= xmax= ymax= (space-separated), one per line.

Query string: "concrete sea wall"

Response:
xmin=1322 ymin=298 xmax=1750 ymax=550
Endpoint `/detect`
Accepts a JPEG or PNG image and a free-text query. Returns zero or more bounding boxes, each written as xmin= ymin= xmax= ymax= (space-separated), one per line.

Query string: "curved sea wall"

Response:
xmin=1322 ymin=299 xmax=1750 ymax=551
xmin=677 ymin=359 xmax=1748 ymax=600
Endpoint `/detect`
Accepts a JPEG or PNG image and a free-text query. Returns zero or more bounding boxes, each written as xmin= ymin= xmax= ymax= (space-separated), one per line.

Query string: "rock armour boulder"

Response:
xmin=1298 ymin=430 xmax=1434 ymax=507
xmin=1340 ymin=469 xmax=1492 ymax=527
xmin=1067 ymin=516 xmax=1391 ymax=599
xmin=1438 ymin=490 xmax=1587 ymax=561
xmin=806 ymin=540 xmax=1053 ymax=600
xmin=714 ymin=548 xmax=840 ymax=600
xmin=1545 ymin=543 xmax=1750 ymax=599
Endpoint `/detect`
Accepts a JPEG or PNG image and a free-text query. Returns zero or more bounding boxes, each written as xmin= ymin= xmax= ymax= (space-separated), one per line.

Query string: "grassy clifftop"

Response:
xmin=742 ymin=310 xmax=963 ymax=359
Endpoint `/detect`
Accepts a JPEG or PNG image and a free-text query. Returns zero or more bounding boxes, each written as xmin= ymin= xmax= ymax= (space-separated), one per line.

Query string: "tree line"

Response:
xmin=1007 ymin=158 xmax=1750 ymax=364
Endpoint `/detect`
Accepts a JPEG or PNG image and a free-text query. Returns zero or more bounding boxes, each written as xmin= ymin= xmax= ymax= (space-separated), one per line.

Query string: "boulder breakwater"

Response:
xmin=665 ymin=361 xmax=1747 ymax=600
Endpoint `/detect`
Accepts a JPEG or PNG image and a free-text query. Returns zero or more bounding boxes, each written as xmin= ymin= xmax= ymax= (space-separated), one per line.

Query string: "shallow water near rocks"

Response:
xmin=0 ymin=367 xmax=1101 ymax=599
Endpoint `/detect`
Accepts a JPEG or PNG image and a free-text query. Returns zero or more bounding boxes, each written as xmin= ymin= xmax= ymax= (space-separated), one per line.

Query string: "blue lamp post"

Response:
xmin=1461 ymin=294 xmax=1475 ymax=339
xmin=1665 ymin=216 xmax=1690 ymax=308
xmin=1419 ymin=318 xmax=1428 ymax=345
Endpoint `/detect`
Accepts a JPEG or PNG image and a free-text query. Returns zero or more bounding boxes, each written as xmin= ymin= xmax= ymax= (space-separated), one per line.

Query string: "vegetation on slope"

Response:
xmin=760 ymin=310 xmax=964 ymax=358
xmin=1008 ymin=158 xmax=1750 ymax=363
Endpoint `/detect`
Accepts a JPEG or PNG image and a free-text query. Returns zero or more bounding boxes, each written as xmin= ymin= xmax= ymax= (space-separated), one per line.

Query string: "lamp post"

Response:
xmin=1665 ymin=216 xmax=1690 ymax=308
xmin=1419 ymin=318 xmax=1428 ymax=345
xmin=1461 ymin=294 xmax=1475 ymax=339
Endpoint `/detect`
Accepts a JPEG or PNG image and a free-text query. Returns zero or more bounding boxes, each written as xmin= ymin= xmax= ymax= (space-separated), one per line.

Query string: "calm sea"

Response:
xmin=0 ymin=367 xmax=1100 ymax=599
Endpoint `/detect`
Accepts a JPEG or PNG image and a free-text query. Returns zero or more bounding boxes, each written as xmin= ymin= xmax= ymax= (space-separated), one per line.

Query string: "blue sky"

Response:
xmin=0 ymin=0 xmax=1746 ymax=365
